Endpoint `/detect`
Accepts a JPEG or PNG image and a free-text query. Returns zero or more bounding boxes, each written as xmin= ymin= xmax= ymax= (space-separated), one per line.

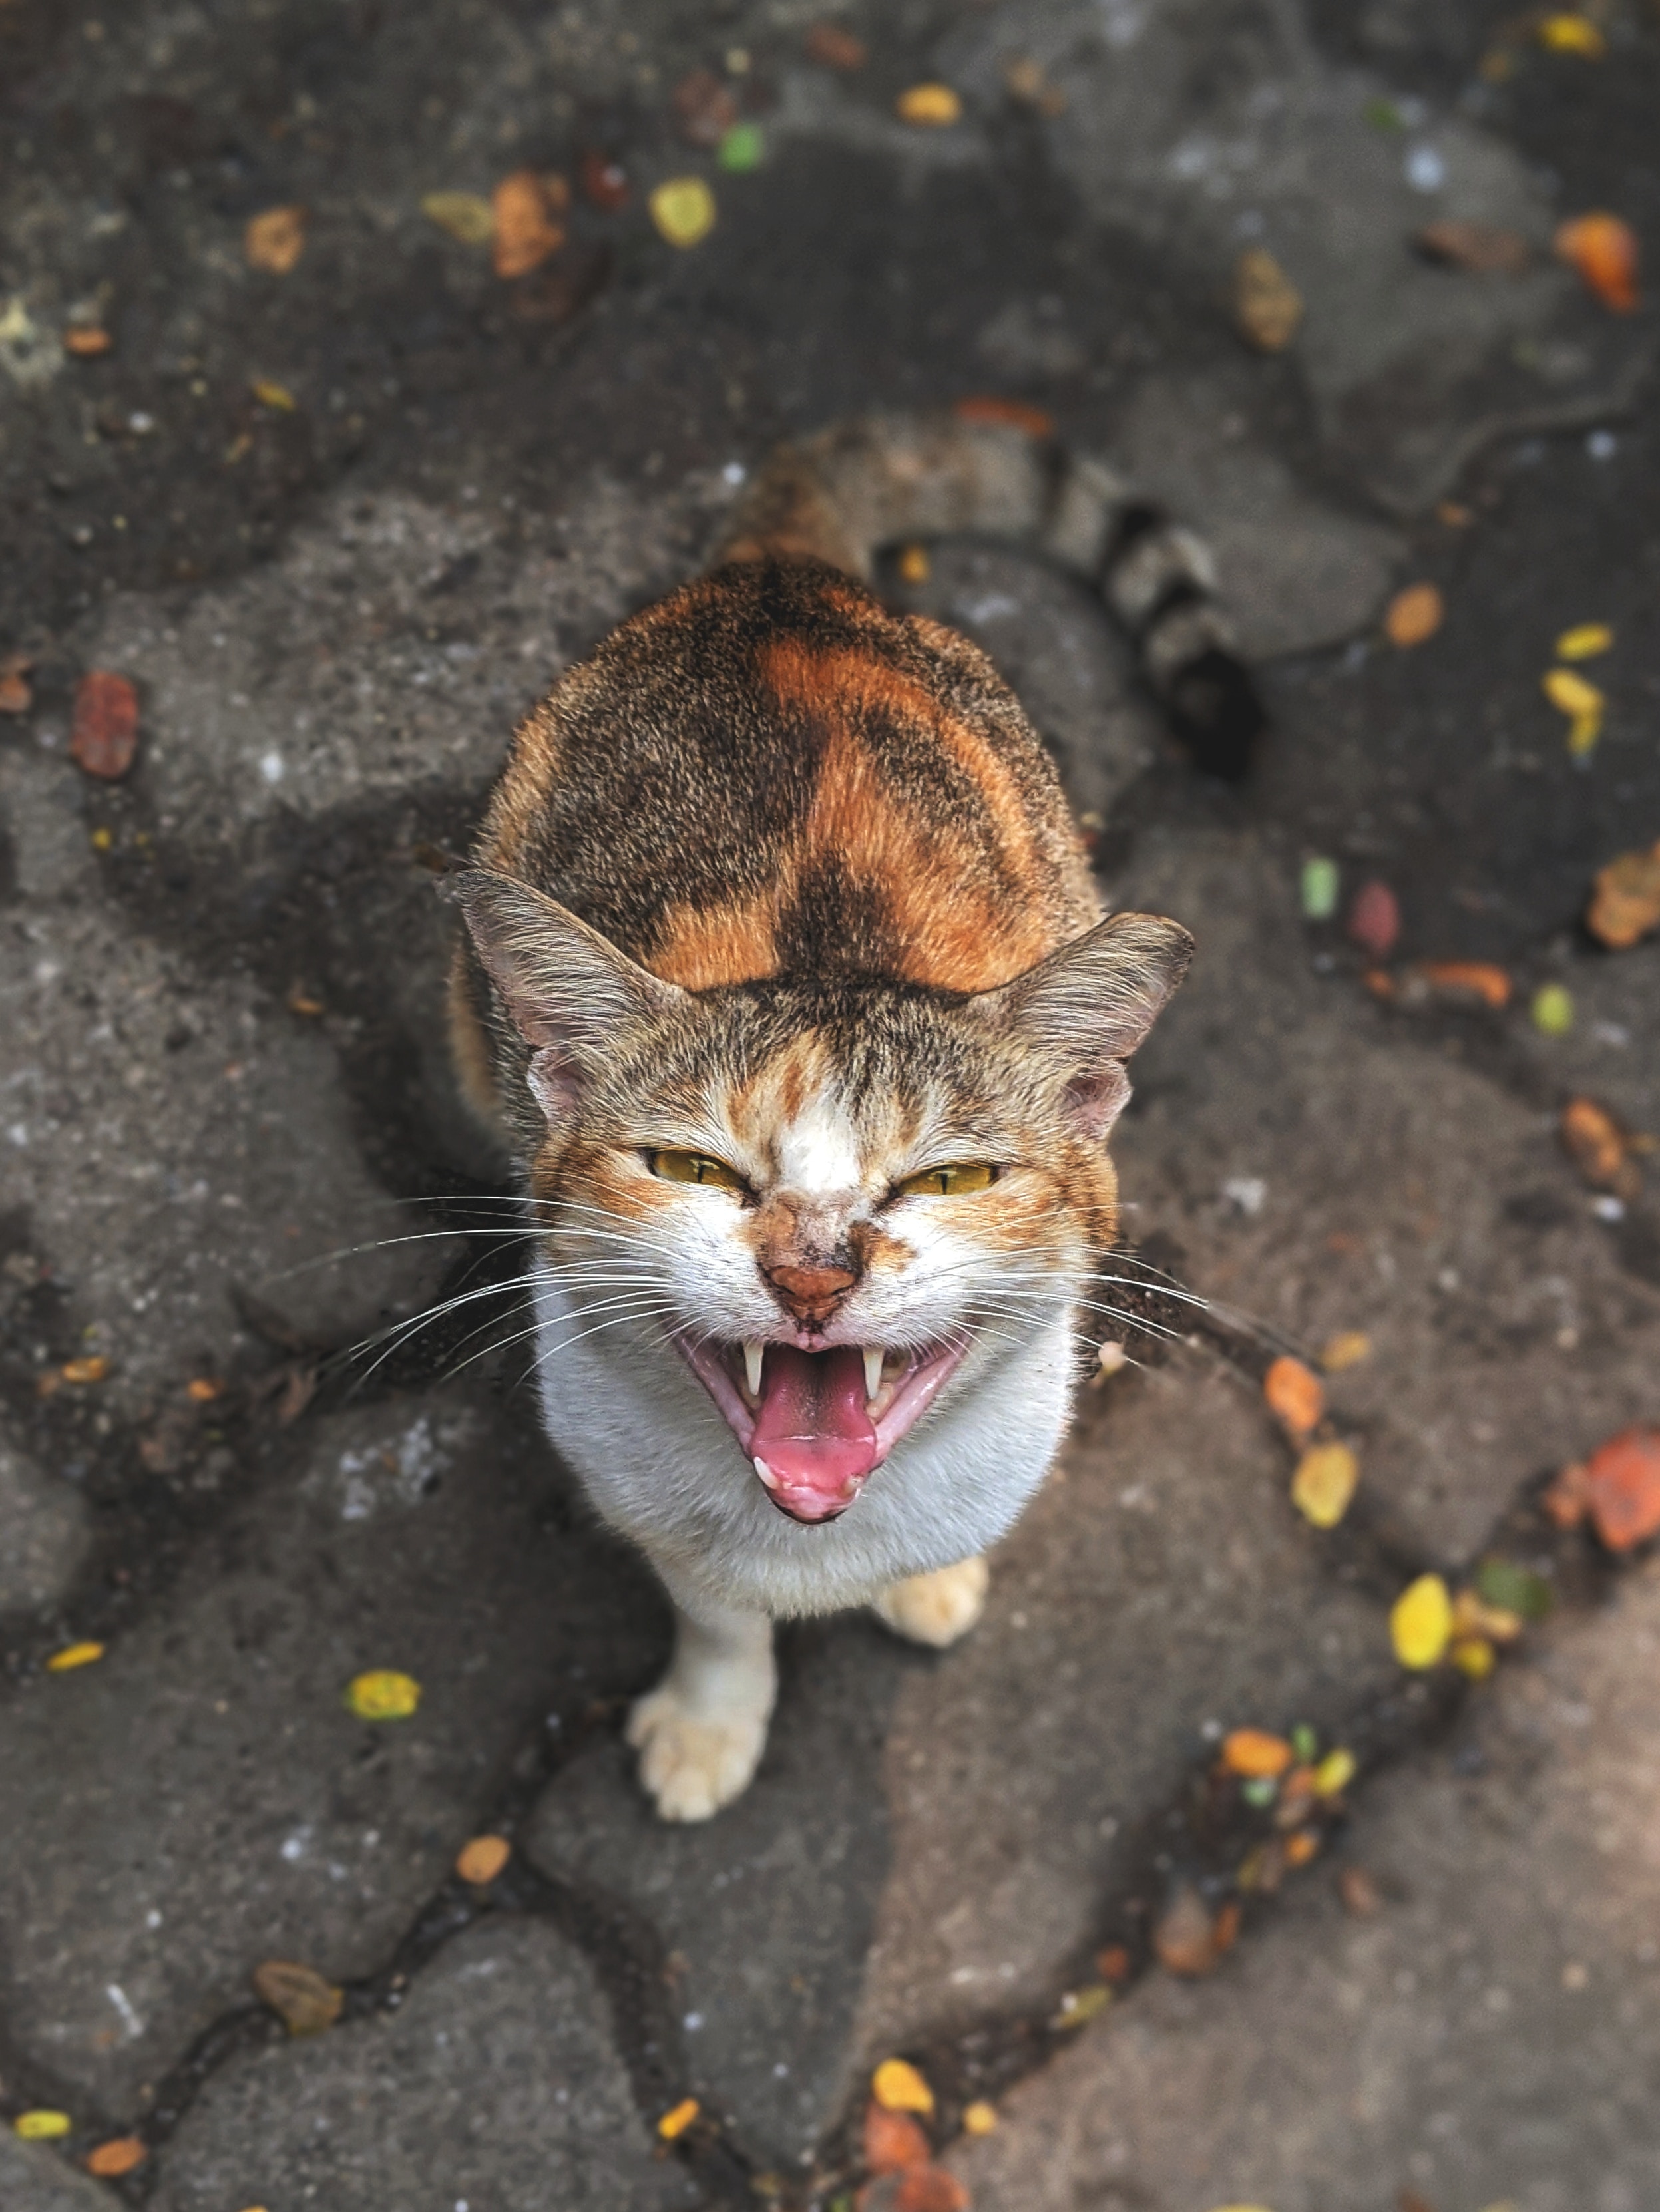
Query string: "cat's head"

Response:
xmin=457 ymin=871 xmax=1190 ymax=1527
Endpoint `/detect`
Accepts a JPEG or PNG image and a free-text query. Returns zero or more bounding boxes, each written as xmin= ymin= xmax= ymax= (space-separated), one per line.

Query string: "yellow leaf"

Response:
xmin=962 ymin=2100 xmax=998 ymax=2135
xmin=1390 ymin=1573 xmax=1453 ymax=1669
xmin=344 ymin=1668 xmax=421 ymax=1720
xmin=251 ymin=379 xmax=296 ymax=411
xmin=897 ymin=543 xmax=931 ymax=584
xmin=1311 ymin=1747 xmax=1356 ymax=1797
xmin=1319 ymin=1330 xmax=1371 ymax=1372
xmin=1567 ymin=707 xmax=1602 ymax=758
xmin=1542 ymin=667 xmax=1603 ymax=717
xmin=648 ymin=177 xmax=716 ymax=248
xmin=896 ymin=82 xmax=963 ymax=126
xmin=656 ymin=2097 xmax=700 ymax=2140
xmin=1291 ymin=1442 xmax=1359 ymax=1529
xmin=1556 ymin=622 xmax=1613 ymax=660
xmin=872 ymin=2058 xmax=934 ymax=2114
xmin=421 ymin=191 xmax=496 ymax=245
xmin=15 ymin=2111 xmax=73 ymax=2139
xmin=1451 ymin=1634 xmax=1496 ymax=1680
xmin=61 ymin=1356 xmax=109 ymax=1383
xmin=47 ymin=1640 xmax=105 ymax=1672
xmin=1539 ymin=13 xmax=1605 ymax=55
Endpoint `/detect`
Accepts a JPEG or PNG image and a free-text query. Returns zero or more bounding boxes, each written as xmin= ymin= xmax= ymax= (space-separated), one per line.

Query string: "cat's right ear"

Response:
xmin=449 ymin=871 xmax=688 ymax=1127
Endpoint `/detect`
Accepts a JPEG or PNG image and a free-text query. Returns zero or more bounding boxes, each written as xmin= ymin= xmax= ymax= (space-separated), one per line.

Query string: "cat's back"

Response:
xmin=478 ymin=556 xmax=1098 ymax=994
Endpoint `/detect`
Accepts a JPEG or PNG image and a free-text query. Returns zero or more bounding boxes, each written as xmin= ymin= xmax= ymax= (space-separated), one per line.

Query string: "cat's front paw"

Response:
xmin=625 ymin=1682 xmax=769 ymax=1822
xmin=873 ymin=1555 xmax=990 ymax=1649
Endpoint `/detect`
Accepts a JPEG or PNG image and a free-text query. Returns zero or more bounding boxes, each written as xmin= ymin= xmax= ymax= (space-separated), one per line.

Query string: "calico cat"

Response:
xmin=449 ymin=408 xmax=1259 ymax=1819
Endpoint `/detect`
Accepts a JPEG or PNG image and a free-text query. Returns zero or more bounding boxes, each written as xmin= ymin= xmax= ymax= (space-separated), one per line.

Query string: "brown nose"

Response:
xmin=763 ymin=1261 xmax=857 ymax=1324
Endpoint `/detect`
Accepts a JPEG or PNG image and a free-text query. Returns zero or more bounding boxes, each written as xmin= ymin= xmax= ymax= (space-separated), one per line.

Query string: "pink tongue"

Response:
xmin=751 ymin=1345 xmax=878 ymax=1509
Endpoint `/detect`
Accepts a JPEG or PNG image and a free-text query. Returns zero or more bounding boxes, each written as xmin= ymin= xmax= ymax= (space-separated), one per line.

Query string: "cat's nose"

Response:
xmin=763 ymin=1260 xmax=858 ymax=1325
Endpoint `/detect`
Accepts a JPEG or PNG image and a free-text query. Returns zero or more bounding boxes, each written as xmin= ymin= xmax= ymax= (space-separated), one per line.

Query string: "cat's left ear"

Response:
xmin=973 ymin=912 xmax=1193 ymax=1141
xmin=451 ymin=870 xmax=689 ymax=1127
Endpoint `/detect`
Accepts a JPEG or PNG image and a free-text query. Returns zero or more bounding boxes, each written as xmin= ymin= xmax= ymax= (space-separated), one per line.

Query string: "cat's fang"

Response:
xmin=863 ymin=1346 xmax=884 ymax=1403
xmin=743 ymin=1340 xmax=765 ymax=1401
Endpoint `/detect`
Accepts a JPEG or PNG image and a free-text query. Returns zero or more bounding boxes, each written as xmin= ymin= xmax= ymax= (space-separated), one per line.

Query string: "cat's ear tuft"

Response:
xmin=451 ymin=871 xmax=686 ymax=1127
xmin=974 ymin=913 xmax=1193 ymax=1141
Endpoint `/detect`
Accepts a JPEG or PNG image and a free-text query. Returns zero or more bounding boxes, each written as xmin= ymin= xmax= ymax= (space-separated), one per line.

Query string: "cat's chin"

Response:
xmin=672 ymin=1332 xmax=971 ymax=1525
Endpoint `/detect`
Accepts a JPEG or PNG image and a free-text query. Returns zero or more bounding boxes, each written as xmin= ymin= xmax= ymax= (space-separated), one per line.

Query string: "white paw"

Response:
xmin=625 ymin=1682 xmax=769 ymax=1822
xmin=873 ymin=1555 xmax=990 ymax=1649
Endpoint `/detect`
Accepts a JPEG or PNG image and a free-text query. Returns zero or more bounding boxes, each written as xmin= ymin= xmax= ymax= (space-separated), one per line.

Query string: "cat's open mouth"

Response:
xmin=673 ymin=1335 xmax=969 ymax=1524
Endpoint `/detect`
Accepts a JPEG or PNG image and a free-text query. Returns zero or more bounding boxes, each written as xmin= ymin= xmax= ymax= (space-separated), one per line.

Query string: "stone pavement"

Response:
xmin=3 ymin=0 xmax=1659 ymax=2207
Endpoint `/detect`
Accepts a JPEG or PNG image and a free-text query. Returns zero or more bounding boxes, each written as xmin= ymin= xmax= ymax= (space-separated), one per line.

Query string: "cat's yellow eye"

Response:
xmin=895 ymin=1162 xmax=1000 ymax=1198
xmin=649 ymin=1149 xmax=746 ymax=1192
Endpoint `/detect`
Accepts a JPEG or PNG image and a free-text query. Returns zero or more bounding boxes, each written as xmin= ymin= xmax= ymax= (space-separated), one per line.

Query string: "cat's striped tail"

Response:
xmin=716 ymin=402 xmax=1265 ymax=779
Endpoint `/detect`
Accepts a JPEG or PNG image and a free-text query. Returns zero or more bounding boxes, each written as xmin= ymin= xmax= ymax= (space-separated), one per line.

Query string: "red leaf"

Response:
xmin=1583 ymin=1428 xmax=1660 ymax=1551
xmin=71 ymin=671 xmax=140 ymax=779
xmin=864 ymin=2100 xmax=931 ymax=2175
xmin=1347 ymin=879 xmax=1400 ymax=960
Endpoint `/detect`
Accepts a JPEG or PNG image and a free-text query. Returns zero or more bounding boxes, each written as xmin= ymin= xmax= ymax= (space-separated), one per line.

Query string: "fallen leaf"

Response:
xmin=286 ymin=985 xmax=325 ymax=1016
xmin=1542 ymin=1459 xmax=1591 ymax=1529
xmin=892 ymin=2170 xmax=970 ymax=2212
xmin=47 ymin=1640 xmax=104 ymax=1672
xmin=1385 ymin=582 xmax=1443 ymax=647
xmin=579 ymin=150 xmax=630 ymax=210
xmin=718 ymin=122 xmax=765 ymax=173
xmin=61 ymin=1354 xmax=110 ymax=1383
xmin=1581 ymin=1427 xmax=1660 ymax=1551
xmin=491 ymin=169 xmax=568 ymax=279
xmin=64 ymin=325 xmax=114 ymax=356
xmin=673 ymin=67 xmax=738 ymax=148
xmin=873 ymin=2058 xmax=934 ymax=2115
xmin=344 ymin=1668 xmax=421 ymax=1720
xmin=1415 ymin=220 xmax=1530 ymax=274
xmin=1450 ymin=1634 xmax=1496 ymax=1679
xmin=1311 ymin=1747 xmax=1356 ymax=1797
xmin=1531 ymin=984 xmax=1574 ymax=1036
xmin=1233 ymin=246 xmax=1301 ymax=350
xmin=71 ymin=671 xmax=139 ymax=779
xmin=1051 ymin=1984 xmax=1112 ymax=2028
xmin=1347 ymin=879 xmax=1400 ymax=959
xmin=422 ymin=190 xmax=496 ymax=244
xmin=0 ymin=650 xmax=32 ymax=712
xmin=1291 ymin=1441 xmax=1359 ymax=1529
xmin=251 ymin=379 xmax=296 ymax=411
xmin=897 ymin=544 xmax=931 ymax=585
xmin=185 ymin=1377 xmax=222 ymax=1403
xmin=1002 ymin=55 xmax=1067 ymax=114
xmin=1339 ymin=1863 xmax=1382 ymax=1918
xmin=252 ymin=1958 xmax=343 ymax=2036
xmin=961 ymin=2100 xmax=998 ymax=2135
xmin=1301 ymin=855 xmax=1339 ymax=920
xmin=1319 ymin=1330 xmax=1371 ymax=1372
xmin=657 ymin=2096 xmax=700 ymax=2141
xmin=1390 ymin=1572 xmax=1453 ymax=1669
xmin=1222 ymin=1727 xmax=1294 ymax=1779
xmin=649 ymin=177 xmax=717 ymax=248
xmin=1284 ymin=1829 xmax=1320 ymax=1868
xmin=1542 ymin=665 xmax=1604 ymax=757
xmin=455 ymin=1833 xmax=511 ymax=1885
xmin=952 ymin=394 xmax=1055 ymax=437
xmin=85 ymin=2137 xmax=147 ymax=2177
xmin=1556 ymin=622 xmax=1613 ymax=660
xmin=1539 ymin=13 xmax=1606 ymax=56
xmin=1212 ymin=1900 xmax=1241 ymax=1952
xmin=13 ymin=2111 xmax=73 ymax=2140
xmin=245 ymin=206 xmax=306 ymax=274
xmin=1555 ymin=212 xmax=1639 ymax=311
xmin=1586 ymin=840 xmax=1660 ymax=949
xmin=1263 ymin=1355 xmax=1324 ymax=1441
xmin=805 ymin=21 xmax=867 ymax=69
xmin=1452 ymin=1587 xmax=1524 ymax=1644
xmin=1096 ymin=1944 xmax=1132 ymax=1982
xmin=1153 ymin=1884 xmax=1219 ymax=1976
xmin=1561 ymin=1097 xmax=1640 ymax=1196
xmin=864 ymin=2100 xmax=931 ymax=2173
xmin=896 ymin=83 xmax=963 ymax=127
xmin=1414 ymin=960 xmax=1512 ymax=1009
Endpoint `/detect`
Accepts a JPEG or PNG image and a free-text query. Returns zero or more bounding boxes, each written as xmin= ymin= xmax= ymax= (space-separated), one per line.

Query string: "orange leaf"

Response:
xmin=245 ymin=206 xmax=307 ymax=275
xmin=1582 ymin=1427 xmax=1660 ymax=1551
xmin=1153 ymin=1884 xmax=1217 ymax=1976
xmin=85 ymin=2137 xmax=147 ymax=2177
xmin=1560 ymin=1097 xmax=1637 ymax=1195
xmin=1414 ymin=960 xmax=1512 ymax=1009
xmin=71 ymin=671 xmax=139 ymax=779
xmin=952 ymin=395 xmax=1055 ymax=438
xmin=1555 ymin=212 xmax=1639 ymax=311
xmin=455 ymin=1833 xmax=511 ymax=1885
xmin=805 ymin=22 xmax=867 ymax=69
xmin=864 ymin=2100 xmax=931 ymax=2174
xmin=64 ymin=325 xmax=114 ymax=357
xmin=893 ymin=2169 xmax=970 ymax=2212
xmin=1586 ymin=840 xmax=1660 ymax=950
xmin=492 ymin=170 xmax=568 ymax=279
xmin=1221 ymin=1727 xmax=1293 ymax=1778
xmin=1384 ymin=582 xmax=1443 ymax=647
xmin=1263 ymin=1355 xmax=1324 ymax=1441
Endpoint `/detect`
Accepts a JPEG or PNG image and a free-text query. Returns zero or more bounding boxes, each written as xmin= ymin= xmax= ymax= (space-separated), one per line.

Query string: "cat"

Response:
xmin=447 ymin=406 xmax=1260 ymax=1820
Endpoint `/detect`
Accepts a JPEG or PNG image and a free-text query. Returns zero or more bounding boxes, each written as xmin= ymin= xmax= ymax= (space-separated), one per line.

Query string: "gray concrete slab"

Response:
xmin=0 ymin=2132 xmax=114 ymax=2212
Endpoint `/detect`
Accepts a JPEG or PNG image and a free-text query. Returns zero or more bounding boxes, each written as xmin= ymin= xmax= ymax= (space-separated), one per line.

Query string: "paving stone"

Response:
xmin=949 ymin=1557 xmax=1660 ymax=2212
xmin=1106 ymin=824 xmax=1660 ymax=1560
xmin=0 ymin=1387 xmax=664 ymax=2112
xmin=0 ymin=1419 xmax=87 ymax=1617
xmin=149 ymin=1919 xmax=702 ymax=2212
xmin=528 ymin=1612 xmax=909 ymax=2166
xmin=0 ymin=2133 xmax=114 ymax=2212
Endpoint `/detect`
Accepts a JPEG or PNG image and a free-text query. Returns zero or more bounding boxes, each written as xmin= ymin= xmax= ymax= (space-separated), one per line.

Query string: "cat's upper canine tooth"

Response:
xmin=743 ymin=1340 xmax=765 ymax=1401
xmin=863 ymin=1346 xmax=884 ymax=1403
